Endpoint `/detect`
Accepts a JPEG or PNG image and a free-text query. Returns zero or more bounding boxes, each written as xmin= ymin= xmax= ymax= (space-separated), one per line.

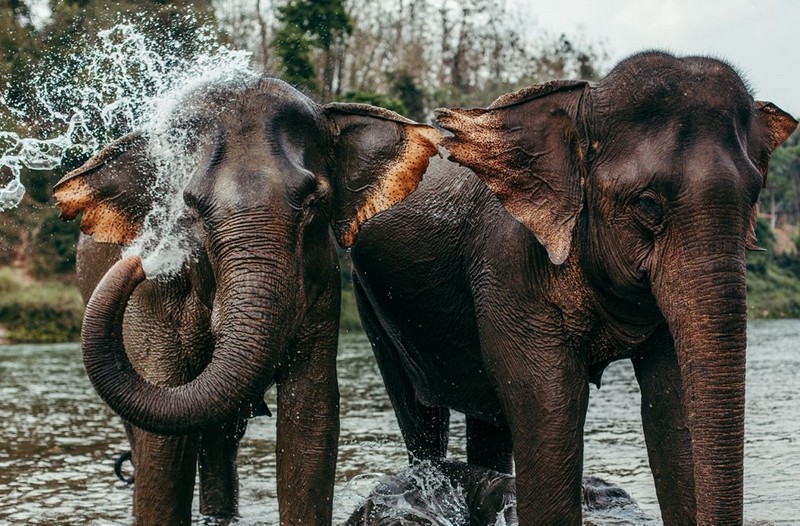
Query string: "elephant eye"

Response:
xmin=287 ymin=172 xmax=323 ymax=210
xmin=633 ymin=191 xmax=665 ymax=230
xmin=184 ymin=190 xmax=214 ymax=217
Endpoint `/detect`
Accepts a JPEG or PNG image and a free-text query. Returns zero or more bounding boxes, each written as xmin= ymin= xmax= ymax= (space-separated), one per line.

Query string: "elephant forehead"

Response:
xmin=598 ymin=53 xmax=753 ymax=116
xmin=593 ymin=118 xmax=758 ymax=192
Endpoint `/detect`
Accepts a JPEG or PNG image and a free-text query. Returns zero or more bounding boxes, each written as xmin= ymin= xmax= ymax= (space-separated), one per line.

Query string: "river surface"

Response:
xmin=0 ymin=319 xmax=798 ymax=525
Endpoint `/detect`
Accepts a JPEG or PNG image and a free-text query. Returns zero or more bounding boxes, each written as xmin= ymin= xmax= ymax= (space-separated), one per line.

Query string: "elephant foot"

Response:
xmin=346 ymin=461 xmax=640 ymax=526
xmin=581 ymin=475 xmax=636 ymax=510
xmin=345 ymin=459 xmax=514 ymax=526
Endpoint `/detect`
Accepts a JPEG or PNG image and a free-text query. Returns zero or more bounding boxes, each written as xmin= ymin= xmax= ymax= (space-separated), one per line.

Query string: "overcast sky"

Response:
xmin=521 ymin=0 xmax=799 ymax=115
xmin=21 ymin=0 xmax=800 ymax=115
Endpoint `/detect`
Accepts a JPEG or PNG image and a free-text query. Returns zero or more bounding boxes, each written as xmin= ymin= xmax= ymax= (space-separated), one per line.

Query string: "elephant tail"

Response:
xmin=113 ymin=450 xmax=134 ymax=485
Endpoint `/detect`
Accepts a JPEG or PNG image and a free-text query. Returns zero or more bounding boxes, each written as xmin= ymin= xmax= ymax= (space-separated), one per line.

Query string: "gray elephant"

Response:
xmin=345 ymin=459 xmax=636 ymax=526
xmin=350 ymin=51 xmax=797 ymax=525
xmin=54 ymin=75 xmax=440 ymax=525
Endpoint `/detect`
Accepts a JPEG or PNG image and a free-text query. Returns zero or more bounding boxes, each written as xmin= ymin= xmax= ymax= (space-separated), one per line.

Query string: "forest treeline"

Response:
xmin=0 ymin=0 xmax=799 ymax=342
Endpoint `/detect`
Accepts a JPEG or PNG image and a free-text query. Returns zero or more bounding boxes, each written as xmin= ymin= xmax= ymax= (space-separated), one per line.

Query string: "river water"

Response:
xmin=0 ymin=320 xmax=797 ymax=525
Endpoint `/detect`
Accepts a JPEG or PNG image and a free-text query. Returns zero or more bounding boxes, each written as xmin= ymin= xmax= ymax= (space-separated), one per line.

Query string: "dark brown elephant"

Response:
xmin=53 ymin=75 xmax=440 ymax=525
xmin=350 ymin=51 xmax=797 ymax=525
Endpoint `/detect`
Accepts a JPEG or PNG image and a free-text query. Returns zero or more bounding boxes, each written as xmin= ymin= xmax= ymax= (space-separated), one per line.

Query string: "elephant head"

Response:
xmin=54 ymin=75 xmax=440 ymax=436
xmin=436 ymin=51 xmax=797 ymax=525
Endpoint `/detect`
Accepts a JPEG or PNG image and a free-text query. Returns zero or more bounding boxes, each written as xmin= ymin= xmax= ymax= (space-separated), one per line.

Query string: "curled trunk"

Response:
xmin=82 ymin=242 xmax=295 ymax=435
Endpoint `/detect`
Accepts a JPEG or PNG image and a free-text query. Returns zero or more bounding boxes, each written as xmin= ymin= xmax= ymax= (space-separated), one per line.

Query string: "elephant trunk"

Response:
xmin=82 ymin=217 xmax=297 ymax=436
xmin=654 ymin=234 xmax=747 ymax=525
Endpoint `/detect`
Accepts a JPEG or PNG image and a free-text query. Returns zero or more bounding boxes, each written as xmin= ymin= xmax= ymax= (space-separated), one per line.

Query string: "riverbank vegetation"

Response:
xmin=1 ymin=1 xmax=799 ymax=342
xmin=0 ymin=267 xmax=82 ymax=343
xmin=746 ymin=222 xmax=800 ymax=318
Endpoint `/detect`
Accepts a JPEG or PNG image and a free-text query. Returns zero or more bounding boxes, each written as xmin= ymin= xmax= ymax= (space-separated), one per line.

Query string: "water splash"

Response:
xmin=0 ymin=114 xmax=96 ymax=211
xmin=112 ymin=35 xmax=257 ymax=276
xmin=346 ymin=461 xmax=470 ymax=526
xmin=1 ymin=18 xmax=255 ymax=276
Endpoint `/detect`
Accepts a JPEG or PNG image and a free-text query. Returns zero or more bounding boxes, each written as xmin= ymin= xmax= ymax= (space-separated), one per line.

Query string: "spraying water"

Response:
xmin=346 ymin=461 xmax=472 ymax=526
xmin=0 ymin=112 xmax=96 ymax=212
xmin=0 ymin=18 xmax=255 ymax=276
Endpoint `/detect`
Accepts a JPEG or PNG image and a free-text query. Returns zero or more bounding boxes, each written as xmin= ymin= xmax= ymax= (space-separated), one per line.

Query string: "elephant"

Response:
xmin=349 ymin=51 xmax=797 ymax=525
xmin=345 ymin=459 xmax=635 ymax=526
xmin=53 ymin=75 xmax=440 ymax=525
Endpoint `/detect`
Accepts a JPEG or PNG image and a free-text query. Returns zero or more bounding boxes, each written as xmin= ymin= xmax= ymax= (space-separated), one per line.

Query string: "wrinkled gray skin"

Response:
xmin=54 ymin=76 xmax=439 ymax=525
xmin=351 ymin=52 xmax=797 ymax=525
xmin=74 ymin=239 xmax=253 ymax=525
xmin=346 ymin=459 xmax=635 ymax=526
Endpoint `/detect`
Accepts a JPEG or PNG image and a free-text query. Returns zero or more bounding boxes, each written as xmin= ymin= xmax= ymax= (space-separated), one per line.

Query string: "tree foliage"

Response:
xmin=272 ymin=0 xmax=351 ymax=97
xmin=273 ymin=22 xmax=317 ymax=91
xmin=333 ymin=0 xmax=607 ymax=112
xmin=761 ymin=128 xmax=800 ymax=228
xmin=255 ymin=0 xmax=608 ymax=111
xmin=0 ymin=0 xmax=218 ymax=276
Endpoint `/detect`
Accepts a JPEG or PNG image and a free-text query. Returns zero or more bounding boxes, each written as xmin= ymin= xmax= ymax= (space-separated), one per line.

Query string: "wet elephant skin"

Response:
xmin=54 ymin=76 xmax=440 ymax=525
xmin=351 ymin=51 xmax=797 ymax=525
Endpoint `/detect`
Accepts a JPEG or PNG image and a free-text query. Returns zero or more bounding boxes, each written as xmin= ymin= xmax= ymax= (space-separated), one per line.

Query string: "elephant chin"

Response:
xmin=81 ymin=252 xmax=292 ymax=436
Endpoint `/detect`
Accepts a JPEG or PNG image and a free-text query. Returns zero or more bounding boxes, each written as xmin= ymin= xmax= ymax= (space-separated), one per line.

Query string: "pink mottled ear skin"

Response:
xmin=755 ymin=101 xmax=797 ymax=153
xmin=325 ymin=103 xmax=442 ymax=248
xmin=338 ymin=124 xmax=441 ymax=248
xmin=436 ymin=81 xmax=588 ymax=264
xmin=54 ymin=133 xmax=156 ymax=245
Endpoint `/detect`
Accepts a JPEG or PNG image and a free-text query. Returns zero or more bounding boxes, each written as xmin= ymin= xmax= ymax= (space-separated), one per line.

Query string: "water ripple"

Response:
xmin=0 ymin=321 xmax=797 ymax=524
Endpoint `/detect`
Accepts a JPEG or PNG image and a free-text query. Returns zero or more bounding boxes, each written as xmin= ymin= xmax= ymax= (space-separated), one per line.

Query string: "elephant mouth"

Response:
xmin=593 ymin=291 xmax=664 ymax=350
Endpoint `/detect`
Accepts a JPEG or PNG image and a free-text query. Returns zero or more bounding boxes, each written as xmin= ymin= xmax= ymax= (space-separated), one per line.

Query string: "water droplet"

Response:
xmin=1 ymin=19 xmax=255 ymax=278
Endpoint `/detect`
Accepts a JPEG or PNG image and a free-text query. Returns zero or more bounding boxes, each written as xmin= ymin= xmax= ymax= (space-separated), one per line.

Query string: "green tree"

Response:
xmin=761 ymin=128 xmax=800 ymax=227
xmin=388 ymin=71 xmax=426 ymax=122
xmin=1 ymin=1 xmax=41 ymax=128
xmin=273 ymin=23 xmax=317 ymax=92
xmin=337 ymin=90 xmax=406 ymax=116
xmin=273 ymin=0 xmax=352 ymax=99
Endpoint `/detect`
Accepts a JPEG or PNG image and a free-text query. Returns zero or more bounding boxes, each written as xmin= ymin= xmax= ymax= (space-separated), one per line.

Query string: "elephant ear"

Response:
xmin=324 ymin=103 xmax=441 ymax=247
xmin=54 ymin=132 xmax=157 ymax=245
xmin=750 ymin=101 xmax=797 ymax=184
xmin=436 ymin=80 xmax=588 ymax=265
xmin=745 ymin=101 xmax=796 ymax=251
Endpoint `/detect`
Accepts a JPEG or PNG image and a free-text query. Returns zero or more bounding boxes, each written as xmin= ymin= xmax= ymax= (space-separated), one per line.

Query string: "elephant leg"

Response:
xmin=198 ymin=417 xmax=248 ymax=520
xmin=274 ymin=310 xmax=340 ymax=524
xmin=632 ymin=324 xmax=696 ymax=525
xmin=480 ymin=317 xmax=588 ymax=526
xmin=354 ymin=278 xmax=450 ymax=462
xmin=130 ymin=426 xmax=199 ymax=526
xmin=466 ymin=416 xmax=513 ymax=474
